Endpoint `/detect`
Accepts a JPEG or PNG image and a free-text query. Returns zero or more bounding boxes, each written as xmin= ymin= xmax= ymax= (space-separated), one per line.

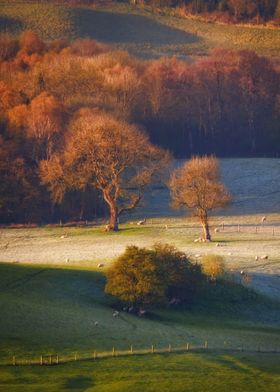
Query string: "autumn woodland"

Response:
xmin=0 ymin=28 xmax=279 ymax=224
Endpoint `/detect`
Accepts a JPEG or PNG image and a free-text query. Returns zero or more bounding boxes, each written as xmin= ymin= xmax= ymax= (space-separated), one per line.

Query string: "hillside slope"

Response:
xmin=0 ymin=1 xmax=279 ymax=58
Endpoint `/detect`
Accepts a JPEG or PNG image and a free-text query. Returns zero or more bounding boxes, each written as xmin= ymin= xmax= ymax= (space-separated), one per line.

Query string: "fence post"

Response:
xmin=12 ymin=356 xmax=16 ymax=366
xmin=168 ymin=344 xmax=171 ymax=353
xmin=130 ymin=345 xmax=133 ymax=354
xmin=75 ymin=352 xmax=77 ymax=361
xmin=40 ymin=355 xmax=43 ymax=365
xmin=93 ymin=351 xmax=97 ymax=360
xmin=186 ymin=343 xmax=189 ymax=351
xmin=204 ymin=341 xmax=208 ymax=349
xmin=56 ymin=355 xmax=59 ymax=365
xmin=272 ymin=228 xmax=275 ymax=236
xmin=50 ymin=355 xmax=52 ymax=365
xmin=255 ymin=226 xmax=258 ymax=234
xmin=151 ymin=345 xmax=154 ymax=354
xmin=112 ymin=347 xmax=115 ymax=357
xmin=238 ymin=225 xmax=240 ymax=233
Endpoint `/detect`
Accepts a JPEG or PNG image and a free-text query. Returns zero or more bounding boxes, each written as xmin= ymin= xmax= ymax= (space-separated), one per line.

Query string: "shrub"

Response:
xmin=105 ymin=243 xmax=204 ymax=307
xmin=201 ymin=254 xmax=225 ymax=280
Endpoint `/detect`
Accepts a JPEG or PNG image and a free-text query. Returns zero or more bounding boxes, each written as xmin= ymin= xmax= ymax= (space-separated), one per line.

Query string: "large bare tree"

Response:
xmin=40 ymin=110 xmax=170 ymax=230
xmin=169 ymin=156 xmax=232 ymax=241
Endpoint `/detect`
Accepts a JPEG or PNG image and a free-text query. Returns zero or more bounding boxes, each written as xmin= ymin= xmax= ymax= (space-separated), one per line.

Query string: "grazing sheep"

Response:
xmin=214 ymin=228 xmax=220 ymax=233
xmin=137 ymin=218 xmax=146 ymax=226
xmin=216 ymin=243 xmax=220 ymax=247
xmin=105 ymin=224 xmax=110 ymax=231
xmin=97 ymin=263 xmax=104 ymax=268
xmin=60 ymin=234 xmax=67 ymax=239
xmin=94 ymin=321 xmax=99 ymax=326
xmin=261 ymin=216 xmax=267 ymax=223
xmin=227 ymin=252 xmax=232 ymax=256
xmin=255 ymin=256 xmax=259 ymax=261
xmin=113 ymin=311 xmax=119 ymax=318
xmin=65 ymin=258 xmax=69 ymax=263
xmin=195 ymin=254 xmax=201 ymax=258
xmin=240 ymin=270 xmax=244 ymax=275
xmin=194 ymin=238 xmax=200 ymax=243
xmin=261 ymin=255 xmax=268 ymax=260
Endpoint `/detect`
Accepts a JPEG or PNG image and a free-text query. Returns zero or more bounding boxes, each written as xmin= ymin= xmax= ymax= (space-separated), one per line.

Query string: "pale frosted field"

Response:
xmin=0 ymin=159 xmax=279 ymax=299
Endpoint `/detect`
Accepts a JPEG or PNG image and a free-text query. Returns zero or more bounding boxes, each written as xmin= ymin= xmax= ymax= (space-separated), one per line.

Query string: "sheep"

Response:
xmin=60 ymin=234 xmax=67 ymax=239
xmin=97 ymin=263 xmax=104 ymax=268
xmin=240 ymin=270 xmax=245 ymax=275
xmin=261 ymin=216 xmax=267 ymax=223
xmin=255 ymin=256 xmax=259 ymax=261
xmin=113 ymin=311 xmax=119 ymax=318
xmin=137 ymin=218 xmax=146 ymax=226
xmin=65 ymin=258 xmax=69 ymax=263
xmin=216 ymin=243 xmax=220 ymax=247
xmin=94 ymin=321 xmax=99 ymax=326
xmin=195 ymin=254 xmax=201 ymax=258
xmin=261 ymin=255 xmax=268 ymax=260
xmin=227 ymin=252 xmax=232 ymax=256
xmin=214 ymin=228 xmax=220 ymax=233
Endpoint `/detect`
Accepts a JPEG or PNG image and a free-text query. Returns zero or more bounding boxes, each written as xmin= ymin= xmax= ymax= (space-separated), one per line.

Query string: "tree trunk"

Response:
xmin=108 ymin=203 xmax=119 ymax=231
xmin=201 ymin=216 xmax=211 ymax=241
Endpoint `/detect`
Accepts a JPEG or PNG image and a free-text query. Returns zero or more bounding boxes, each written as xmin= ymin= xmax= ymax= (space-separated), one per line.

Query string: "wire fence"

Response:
xmin=3 ymin=341 xmax=280 ymax=367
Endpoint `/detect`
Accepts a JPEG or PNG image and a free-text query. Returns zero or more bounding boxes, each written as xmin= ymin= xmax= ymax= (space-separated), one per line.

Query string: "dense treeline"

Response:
xmin=128 ymin=0 xmax=280 ymax=23
xmin=10 ymin=1 xmax=280 ymax=24
xmin=0 ymin=31 xmax=279 ymax=223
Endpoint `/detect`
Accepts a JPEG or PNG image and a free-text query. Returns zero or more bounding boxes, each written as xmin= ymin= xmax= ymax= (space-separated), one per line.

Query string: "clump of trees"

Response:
xmin=128 ymin=0 xmax=280 ymax=24
xmin=169 ymin=156 xmax=232 ymax=241
xmin=105 ymin=244 xmax=204 ymax=306
xmin=0 ymin=30 xmax=279 ymax=223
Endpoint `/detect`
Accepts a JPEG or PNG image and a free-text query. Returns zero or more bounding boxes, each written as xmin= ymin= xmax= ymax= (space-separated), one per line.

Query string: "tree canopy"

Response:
xmin=169 ymin=156 xmax=232 ymax=241
xmin=40 ymin=110 xmax=170 ymax=230
xmin=105 ymin=243 xmax=204 ymax=306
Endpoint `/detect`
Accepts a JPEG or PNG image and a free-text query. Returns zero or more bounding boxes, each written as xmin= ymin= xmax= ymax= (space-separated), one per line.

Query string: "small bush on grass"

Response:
xmin=105 ymin=243 xmax=204 ymax=309
xmin=201 ymin=254 xmax=225 ymax=281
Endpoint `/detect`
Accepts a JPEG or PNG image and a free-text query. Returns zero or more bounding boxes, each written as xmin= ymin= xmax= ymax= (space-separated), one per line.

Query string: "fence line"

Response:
xmin=4 ymin=342 xmax=280 ymax=367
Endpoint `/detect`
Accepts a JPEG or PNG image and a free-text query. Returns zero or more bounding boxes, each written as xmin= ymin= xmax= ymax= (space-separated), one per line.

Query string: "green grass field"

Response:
xmin=1 ymin=352 xmax=280 ymax=392
xmin=0 ymin=0 xmax=279 ymax=58
xmin=0 ymin=260 xmax=279 ymax=390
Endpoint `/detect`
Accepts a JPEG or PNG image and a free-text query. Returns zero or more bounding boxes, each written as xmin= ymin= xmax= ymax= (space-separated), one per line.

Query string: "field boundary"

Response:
xmin=5 ymin=342 xmax=280 ymax=367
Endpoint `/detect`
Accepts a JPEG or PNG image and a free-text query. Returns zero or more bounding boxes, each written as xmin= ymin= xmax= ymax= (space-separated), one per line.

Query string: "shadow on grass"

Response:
xmin=63 ymin=375 xmax=94 ymax=390
xmin=0 ymin=16 xmax=23 ymax=34
xmin=73 ymin=9 xmax=201 ymax=46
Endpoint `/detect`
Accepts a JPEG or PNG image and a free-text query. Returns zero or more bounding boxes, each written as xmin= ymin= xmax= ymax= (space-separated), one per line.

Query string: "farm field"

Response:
xmin=0 ymin=353 xmax=280 ymax=392
xmin=0 ymin=1 xmax=279 ymax=58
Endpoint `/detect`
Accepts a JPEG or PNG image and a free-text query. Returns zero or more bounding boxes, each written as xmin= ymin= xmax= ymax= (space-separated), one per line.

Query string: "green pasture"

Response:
xmin=0 ymin=352 xmax=279 ymax=392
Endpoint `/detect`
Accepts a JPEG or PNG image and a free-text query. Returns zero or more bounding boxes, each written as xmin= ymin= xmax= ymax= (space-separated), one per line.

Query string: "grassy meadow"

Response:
xmin=1 ymin=353 xmax=280 ymax=392
xmin=0 ymin=1 xmax=279 ymax=58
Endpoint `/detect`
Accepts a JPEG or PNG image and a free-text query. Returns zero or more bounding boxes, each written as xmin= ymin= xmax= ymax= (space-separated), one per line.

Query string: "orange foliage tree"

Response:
xmin=40 ymin=110 xmax=171 ymax=230
xmin=169 ymin=156 xmax=232 ymax=241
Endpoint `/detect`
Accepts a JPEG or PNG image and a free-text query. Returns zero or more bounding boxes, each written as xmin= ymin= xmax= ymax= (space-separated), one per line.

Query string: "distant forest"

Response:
xmin=45 ymin=0 xmax=280 ymax=24
xmin=15 ymin=1 xmax=280 ymax=24
xmin=0 ymin=31 xmax=279 ymax=223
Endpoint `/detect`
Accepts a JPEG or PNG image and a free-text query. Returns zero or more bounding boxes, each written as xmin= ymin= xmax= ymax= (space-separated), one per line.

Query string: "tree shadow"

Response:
xmin=63 ymin=375 xmax=94 ymax=390
xmin=73 ymin=9 xmax=200 ymax=46
xmin=0 ymin=16 xmax=23 ymax=34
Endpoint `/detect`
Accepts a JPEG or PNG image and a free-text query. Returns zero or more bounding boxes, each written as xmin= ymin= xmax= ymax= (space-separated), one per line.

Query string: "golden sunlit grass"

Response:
xmin=0 ymin=1 xmax=279 ymax=58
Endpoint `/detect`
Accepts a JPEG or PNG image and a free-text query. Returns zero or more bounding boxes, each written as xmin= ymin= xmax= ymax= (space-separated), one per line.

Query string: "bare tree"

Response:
xmin=169 ymin=156 xmax=232 ymax=241
xmin=40 ymin=110 xmax=170 ymax=230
